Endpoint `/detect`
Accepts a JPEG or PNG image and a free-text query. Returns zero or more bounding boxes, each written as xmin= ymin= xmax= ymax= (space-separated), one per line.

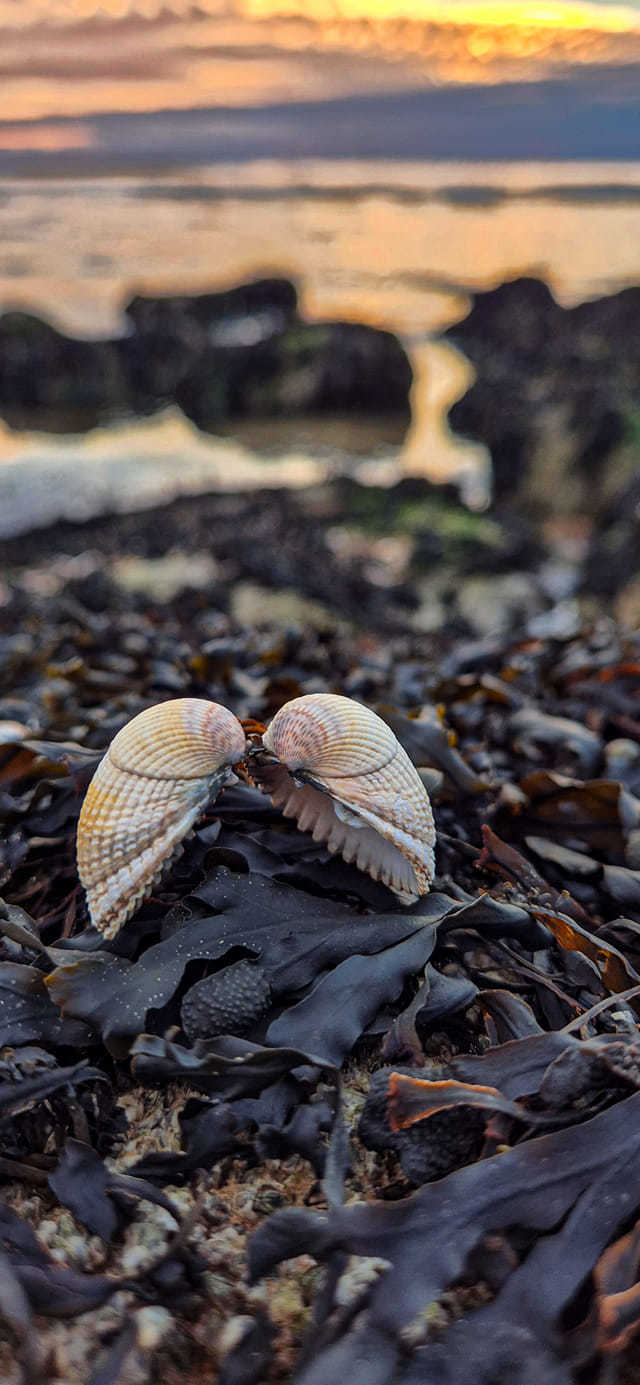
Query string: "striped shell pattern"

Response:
xmin=77 ymin=698 xmax=245 ymax=938
xmin=252 ymin=693 xmax=436 ymax=902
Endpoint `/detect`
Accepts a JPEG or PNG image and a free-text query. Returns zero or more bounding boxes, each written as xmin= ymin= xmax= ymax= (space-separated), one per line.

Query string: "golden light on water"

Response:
xmin=0 ymin=0 xmax=639 ymax=512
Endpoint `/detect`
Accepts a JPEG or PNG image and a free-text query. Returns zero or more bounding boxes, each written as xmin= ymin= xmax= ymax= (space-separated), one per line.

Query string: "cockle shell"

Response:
xmin=77 ymin=698 xmax=246 ymax=938
xmin=251 ymin=693 xmax=436 ymax=902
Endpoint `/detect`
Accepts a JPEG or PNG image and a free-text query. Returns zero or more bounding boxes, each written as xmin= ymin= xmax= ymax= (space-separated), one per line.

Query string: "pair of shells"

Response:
xmin=77 ymin=694 xmax=436 ymax=938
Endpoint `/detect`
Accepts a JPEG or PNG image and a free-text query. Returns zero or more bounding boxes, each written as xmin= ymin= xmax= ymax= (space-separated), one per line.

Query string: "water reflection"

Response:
xmin=2 ymin=159 xmax=640 ymax=534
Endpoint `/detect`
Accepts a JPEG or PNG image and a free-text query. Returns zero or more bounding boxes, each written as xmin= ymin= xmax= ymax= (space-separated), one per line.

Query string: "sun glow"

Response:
xmin=243 ymin=0 xmax=640 ymax=29
xmin=2 ymin=0 xmax=639 ymax=28
xmin=3 ymin=0 xmax=640 ymax=124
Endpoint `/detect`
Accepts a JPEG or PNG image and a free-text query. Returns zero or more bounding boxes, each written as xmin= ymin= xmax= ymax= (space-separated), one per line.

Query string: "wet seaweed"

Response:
xmin=1 ymin=553 xmax=640 ymax=1381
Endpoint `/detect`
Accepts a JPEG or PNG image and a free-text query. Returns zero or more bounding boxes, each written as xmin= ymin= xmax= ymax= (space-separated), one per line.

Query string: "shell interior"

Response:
xmin=252 ymin=756 xmax=432 ymax=902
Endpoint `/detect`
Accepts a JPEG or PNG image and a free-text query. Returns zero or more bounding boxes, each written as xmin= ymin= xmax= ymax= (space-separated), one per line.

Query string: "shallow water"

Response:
xmin=2 ymin=158 xmax=640 ymax=534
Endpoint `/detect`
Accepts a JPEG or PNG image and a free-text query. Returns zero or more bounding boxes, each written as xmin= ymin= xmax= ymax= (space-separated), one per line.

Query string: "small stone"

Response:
xmin=135 ymin=1305 xmax=174 ymax=1351
xmin=335 ymin=1255 xmax=391 ymax=1308
xmin=456 ymin=572 xmax=542 ymax=637
xmin=203 ymin=1271 xmax=235 ymax=1305
xmin=120 ymin=1242 xmax=149 ymax=1275
xmin=252 ymin=1186 xmax=286 ymax=1215
xmin=216 ymin=1314 xmax=256 ymax=1360
xmin=231 ymin=582 xmax=342 ymax=632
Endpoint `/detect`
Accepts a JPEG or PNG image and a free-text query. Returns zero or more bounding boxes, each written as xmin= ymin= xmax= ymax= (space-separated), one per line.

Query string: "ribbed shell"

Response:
xmin=265 ymin=693 xmax=397 ymax=778
xmin=77 ymin=699 xmax=246 ymax=939
xmin=255 ymin=693 xmax=436 ymax=901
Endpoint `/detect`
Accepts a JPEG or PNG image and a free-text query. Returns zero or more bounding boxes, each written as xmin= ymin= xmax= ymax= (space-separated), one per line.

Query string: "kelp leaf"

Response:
xmin=0 ymin=1204 xmax=118 ymax=1319
xmin=0 ymin=1248 xmax=40 ymax=1385
xmin=519 ymin=773 xmax=640 ymax=851
xmin=387 ymin=1073 xmax=553 ymax=1131
xmin=524 ymin=836 xmax=600 ymax=878
xmin=441 ymin=892 xmax=549 ymax=947
xmin=46 ymin=872 xmax=448 ymax=1055
xmin=130 ymin=1102 xmax=240 ymax=1184
xmin=0 ymin=1061 xmax=107 ymax=1119
xmin=411 ymin=1123 xmax=640 ymax=1385
xmin=509 ymin=708 xmax=601 ymax=777
xmin=479 ymin=989 xmax=545 ymax=1042
xmin=250 ymin=1090 xmax=640 ymax=1374
xmin=130 ymin=1033 xmax=336 ymax=1095
xmin=532 ymin=908 xmax=640 ymax=1011
xmin=86 ymin=1321 xmax=138 ymax=1385
xmin=593 ymin=1220 xmax=640 ymax=1354
xmin=266 ymin=925 xmax=438 ymax=1066
xmin=48 ymin=1140 xmax=181 ymax=1242
xmin=0 ymin=963 xmax=92 ymax=1048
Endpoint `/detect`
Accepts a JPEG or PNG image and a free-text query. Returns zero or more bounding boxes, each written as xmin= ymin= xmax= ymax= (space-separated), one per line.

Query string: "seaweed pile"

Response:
xmin=2 ymin=559 xmax=640 ymax=1384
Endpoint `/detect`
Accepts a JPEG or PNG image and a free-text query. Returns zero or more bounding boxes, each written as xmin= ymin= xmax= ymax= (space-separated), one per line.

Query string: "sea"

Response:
xmin=2 ymin=158 xmax=640 ymax=537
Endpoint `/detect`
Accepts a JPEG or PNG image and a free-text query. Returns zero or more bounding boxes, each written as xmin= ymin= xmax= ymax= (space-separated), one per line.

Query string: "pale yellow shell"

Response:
xmin=77 ymin=699 xmax=246 ymax=938
xmin=254 ymin=693 xmax=436 ymax=901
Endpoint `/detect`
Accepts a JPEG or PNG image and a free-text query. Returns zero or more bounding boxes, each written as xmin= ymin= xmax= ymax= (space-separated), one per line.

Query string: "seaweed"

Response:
xmin=1 ymin=542 xmax=640 ymax=1381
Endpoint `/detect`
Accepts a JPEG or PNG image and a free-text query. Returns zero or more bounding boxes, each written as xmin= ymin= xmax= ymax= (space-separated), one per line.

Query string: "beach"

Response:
xmin=3 ymin=158 xmax=640 ymax=531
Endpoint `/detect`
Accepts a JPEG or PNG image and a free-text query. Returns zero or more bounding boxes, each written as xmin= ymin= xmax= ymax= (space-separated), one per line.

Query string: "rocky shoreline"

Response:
xmin=2 ymin=272 xmax=639 ymax=626
xmin=446 ymin=276 xmax=640 ymax=519
xmin=0 ymin=277 xmax=411 ymax=437
xmin=445 ymin=275 xmax=640 ymax=619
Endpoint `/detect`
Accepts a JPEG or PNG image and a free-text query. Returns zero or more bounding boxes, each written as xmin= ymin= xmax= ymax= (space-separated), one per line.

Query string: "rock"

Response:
xmin=124 ymin=277 xmax=298 ymax=340
xmin=455 ymin=570 xmax=544 ymax=637
xmin=0 ymin=278 xmax=412 ymax=437
xmin=174 ymin=321 xmax=412 ymax=431
xmin=135 ymin=1305 xmax=174 ymax=1351
xmin=0 ymin=470 xmax=543 ymax=634
xmin=583 ymin=472 xmax=640 ymax=621
xmin=112 ymin=551 xmax=220 ymax=601
xmin=120 ymin=277 xmax=299 ymax=418
xmin=0 ymin=312 xmax=126 ymax=432
xmin=230 ymin=582 xmax=342 ymax=633
xmin=445 ymin=277 xmax=640 ymax=523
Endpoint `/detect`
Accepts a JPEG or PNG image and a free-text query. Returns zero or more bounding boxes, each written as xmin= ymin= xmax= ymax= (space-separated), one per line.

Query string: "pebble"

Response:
xmin=135 ymin=1305 xmax=174 ymax=1351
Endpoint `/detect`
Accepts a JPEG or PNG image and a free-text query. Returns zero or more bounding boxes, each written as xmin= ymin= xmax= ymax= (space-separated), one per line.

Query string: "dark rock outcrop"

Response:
xmin=445 ymin=277 xmax=640 ymax=523
xmin=125 ymin=277 xmax=298 ymax=338
xmin=171 ymin=321 xmax=412 ymax=432
xmin=583 ymin=472 xmax=640 ymax=622
xmin=0 ymin=277 xmax=412 ymax=436
xmin=0 ymin=312 xmax=127 ymax=433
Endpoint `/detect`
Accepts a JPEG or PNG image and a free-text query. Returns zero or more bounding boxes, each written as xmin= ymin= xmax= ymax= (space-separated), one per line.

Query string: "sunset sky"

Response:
xmin=245 ymin=0 xmax=640 ymax=20
xmin=2 ymin=0 xmax=640 ymax=162
xmin=3 ymin=1 xmax=640 ymax=22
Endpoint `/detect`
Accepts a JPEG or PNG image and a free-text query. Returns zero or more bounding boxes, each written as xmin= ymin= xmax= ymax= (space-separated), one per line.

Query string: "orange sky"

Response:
xmin=244 ymin=0 xmax=640 ymax=24
xmin=3 ymin=0 xmax=639 ymax=28
xmin=2 ymin=0 xmax=640 ymax=127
